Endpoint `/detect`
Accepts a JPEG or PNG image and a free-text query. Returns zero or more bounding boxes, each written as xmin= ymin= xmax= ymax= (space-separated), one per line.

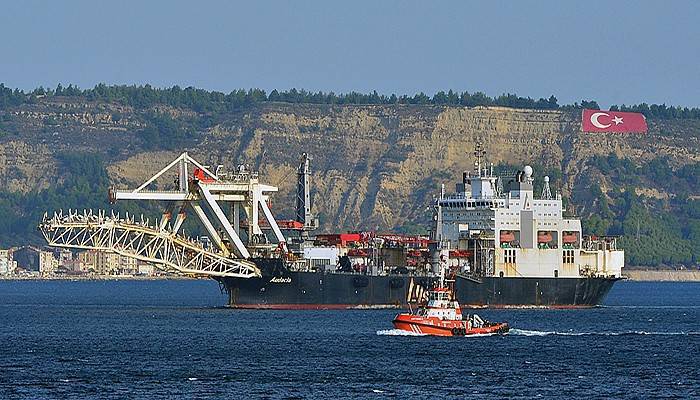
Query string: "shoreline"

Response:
xmin=623 ymin=269 xmax=700 ymax=282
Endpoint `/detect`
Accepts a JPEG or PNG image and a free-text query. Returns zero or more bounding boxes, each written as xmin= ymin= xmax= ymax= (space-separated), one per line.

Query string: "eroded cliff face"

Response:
xmin=0 ymin=140 xmax=58 ymax=192
xmin=2 ymin=99 xmax=699 ymax=232
xmin=185 ymin=105 xmax=576 ymax=230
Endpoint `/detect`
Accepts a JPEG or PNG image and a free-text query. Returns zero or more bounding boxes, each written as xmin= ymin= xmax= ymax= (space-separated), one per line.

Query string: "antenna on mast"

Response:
xmin=542 ymin=176 xmax=553 ymax=200
xmin=473 ymin=142 xmax=487 ymax=176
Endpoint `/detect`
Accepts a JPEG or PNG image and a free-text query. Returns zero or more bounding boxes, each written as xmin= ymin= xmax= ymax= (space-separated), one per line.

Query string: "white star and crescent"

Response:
xmin=590 ymin=112 xmax=625 ymax=129
xmin=590 ymin=112 xmax=611 ymax=129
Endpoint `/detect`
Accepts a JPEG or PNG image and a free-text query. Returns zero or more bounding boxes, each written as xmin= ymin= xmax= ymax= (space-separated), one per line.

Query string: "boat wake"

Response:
xmin=376 ymin=329 xmax=500 ymax=337
xmin=509 ymin=328 xmax=700 ymax=337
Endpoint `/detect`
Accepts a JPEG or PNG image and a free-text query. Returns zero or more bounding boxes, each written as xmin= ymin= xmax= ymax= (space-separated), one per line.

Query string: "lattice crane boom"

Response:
xmin=39 ymin=210 xmax=261 ymax=279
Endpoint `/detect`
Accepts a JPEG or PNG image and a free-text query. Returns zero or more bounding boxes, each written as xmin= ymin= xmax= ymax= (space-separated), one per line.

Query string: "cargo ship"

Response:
xmin=218 ymin=146 xmax=624 ymax=309
xmin=41 ymin=147 xmax=623 ymax=309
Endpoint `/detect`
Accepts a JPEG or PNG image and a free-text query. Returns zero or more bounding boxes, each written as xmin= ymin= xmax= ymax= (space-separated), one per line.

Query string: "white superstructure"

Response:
xmin=434 ymin=146 xmax=623 ymax=279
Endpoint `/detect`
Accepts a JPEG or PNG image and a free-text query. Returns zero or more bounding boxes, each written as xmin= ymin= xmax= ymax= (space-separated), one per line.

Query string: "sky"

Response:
xmin=1 ymin=1 xmax=699 ymax=108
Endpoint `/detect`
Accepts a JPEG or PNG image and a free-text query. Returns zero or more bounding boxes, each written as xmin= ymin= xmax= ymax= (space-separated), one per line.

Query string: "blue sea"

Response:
xmin=0 ymin=280 xmax=698 ymax=399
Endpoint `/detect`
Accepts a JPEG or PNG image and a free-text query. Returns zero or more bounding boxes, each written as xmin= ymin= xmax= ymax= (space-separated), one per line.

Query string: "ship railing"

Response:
xmin=217 ymin=171 xmax=259 ymax=182
xmin=38 ymin=209 xmax=261 ymax=279
xmin=582 ymin=235 xmax=620 ymax=251
xmin=579 ymin=265 xmax=620 ymax=279
xmin=302 ymin=265 xmax=437 ymax=277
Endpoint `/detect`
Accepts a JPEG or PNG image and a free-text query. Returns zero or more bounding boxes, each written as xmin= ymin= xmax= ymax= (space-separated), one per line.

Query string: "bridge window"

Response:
xmin=504 ymin=249 xmax=516 ymax=264
xmin=562 ymin=250 xmax=574 ymax=265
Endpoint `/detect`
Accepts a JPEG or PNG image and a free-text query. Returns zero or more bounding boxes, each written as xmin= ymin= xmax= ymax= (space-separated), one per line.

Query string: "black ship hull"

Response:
xmin=218 ymin=263 xmax=620 ymax=309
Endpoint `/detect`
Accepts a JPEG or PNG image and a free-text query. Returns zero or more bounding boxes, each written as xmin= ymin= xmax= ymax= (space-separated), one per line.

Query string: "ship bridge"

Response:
xmin=433 ymin=144 xmax=623 ymax=280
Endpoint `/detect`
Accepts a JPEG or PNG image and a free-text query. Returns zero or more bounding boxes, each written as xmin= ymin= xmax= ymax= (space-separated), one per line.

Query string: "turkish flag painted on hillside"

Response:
xmin=581 ymin=109 xmax=647 ymax=133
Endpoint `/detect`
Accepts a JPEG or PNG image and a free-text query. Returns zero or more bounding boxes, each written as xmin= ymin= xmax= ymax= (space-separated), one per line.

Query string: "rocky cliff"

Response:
xmin=1 ymin=97 xmax=699 ymax=237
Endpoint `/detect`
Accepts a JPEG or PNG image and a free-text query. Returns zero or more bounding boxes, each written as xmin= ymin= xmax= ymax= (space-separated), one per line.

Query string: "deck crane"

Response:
xmin=40 ymin=152 xmax=294 ymax=279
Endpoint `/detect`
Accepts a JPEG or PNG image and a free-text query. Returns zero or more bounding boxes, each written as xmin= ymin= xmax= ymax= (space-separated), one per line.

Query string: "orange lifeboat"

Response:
xmin=499 ymin=230 xmax=516 ymax=243
xmin=537 ymin=231 xmax=554 ymax=243
xmin=562 ymin=231 xmax=579 ymax=244
xmin=392 ymin=285 xmax=509 ymax=337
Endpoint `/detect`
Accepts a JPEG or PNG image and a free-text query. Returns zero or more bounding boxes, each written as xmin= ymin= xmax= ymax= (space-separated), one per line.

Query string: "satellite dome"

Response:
xmin=524 ymin=165 xmax=533 ymax=178
xmin=544 ymin=176 xmax=550 ymax=182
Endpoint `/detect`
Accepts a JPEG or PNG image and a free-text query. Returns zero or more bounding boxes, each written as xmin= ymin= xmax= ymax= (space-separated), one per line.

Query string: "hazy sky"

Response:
xmin=2 ymin=1 xmax=699 ymax=107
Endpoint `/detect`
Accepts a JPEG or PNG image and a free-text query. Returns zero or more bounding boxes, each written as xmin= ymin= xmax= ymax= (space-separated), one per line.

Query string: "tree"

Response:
xmin=580 ymin=100 xmax=599 ymax=110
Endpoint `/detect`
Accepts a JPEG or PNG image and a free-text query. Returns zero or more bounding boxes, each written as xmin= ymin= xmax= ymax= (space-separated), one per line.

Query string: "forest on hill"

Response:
xmin=3 ymin=83 xmax=700 ymax=119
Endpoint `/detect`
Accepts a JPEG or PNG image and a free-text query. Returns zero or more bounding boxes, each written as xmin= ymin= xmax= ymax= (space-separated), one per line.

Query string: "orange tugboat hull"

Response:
xmin=392 ymin=314 xmax=509 ymax=336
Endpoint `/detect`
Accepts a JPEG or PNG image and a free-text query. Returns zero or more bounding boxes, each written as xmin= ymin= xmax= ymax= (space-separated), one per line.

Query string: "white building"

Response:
xmin=39 ymin=251 xmax=59 ymax=275
xmin=137 ymin=263 xmax=156 ymax=276
xmin=78 ymin=250 xmax=139 ymax=275
xmin=0 ymin=250 xmax=17 ymax=275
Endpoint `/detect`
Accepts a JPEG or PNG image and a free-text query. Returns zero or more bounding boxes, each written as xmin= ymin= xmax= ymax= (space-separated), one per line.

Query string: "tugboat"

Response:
xmin=392 ymin=269 xmax=509 ymax=336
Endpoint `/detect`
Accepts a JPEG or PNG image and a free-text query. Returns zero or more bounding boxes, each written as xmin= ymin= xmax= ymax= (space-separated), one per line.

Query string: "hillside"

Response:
xmin=1 ymin=93 xmax=700 ymax=266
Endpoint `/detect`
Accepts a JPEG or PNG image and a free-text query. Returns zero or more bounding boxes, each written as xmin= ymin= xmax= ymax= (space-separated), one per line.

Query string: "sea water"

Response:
xmin=0 ymin=280 xmax=698 ymax=399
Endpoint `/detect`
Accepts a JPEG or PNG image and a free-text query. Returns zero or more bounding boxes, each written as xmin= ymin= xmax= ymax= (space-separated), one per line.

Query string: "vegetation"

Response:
xmin=584 ymin=153 xmax=700 ymax=266
xmin=0 ymin=84 xmax=26 ymax=108
xmin=140 ymin=112 xmax=198 ymax=150
xmin=0 ymin=153 xmax=157 ymax=247
xmin=3 ymin=83 xmax=700 ymax=119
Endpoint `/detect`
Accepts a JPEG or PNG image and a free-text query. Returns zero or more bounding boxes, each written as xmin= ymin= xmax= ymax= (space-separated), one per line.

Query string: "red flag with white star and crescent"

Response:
xmin=581 ymin=109 xmax=648 ymax=133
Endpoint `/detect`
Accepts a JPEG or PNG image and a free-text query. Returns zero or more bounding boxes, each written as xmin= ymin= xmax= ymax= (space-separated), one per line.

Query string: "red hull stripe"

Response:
xmin=231 ymin=304 xmax=401 ymax=310
xmin=232 ymin=303 xmax=595 ymax=310
xmin=462 ymin=304 xmax=596 ymax=310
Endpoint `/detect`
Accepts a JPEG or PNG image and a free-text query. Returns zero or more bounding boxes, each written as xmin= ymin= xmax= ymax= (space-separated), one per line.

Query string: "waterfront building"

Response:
xmin=12 ymin=246 xmax=41 ymax=271
xmin=38 ymin=251 xmax=59 ymax=275
xmin=137 ymin=263 xmax=155 ymax=276
xmin=0 ymin=249 xmax=17 ymax=275
xmin=77 ymin=250 xmax=139 ymax=275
